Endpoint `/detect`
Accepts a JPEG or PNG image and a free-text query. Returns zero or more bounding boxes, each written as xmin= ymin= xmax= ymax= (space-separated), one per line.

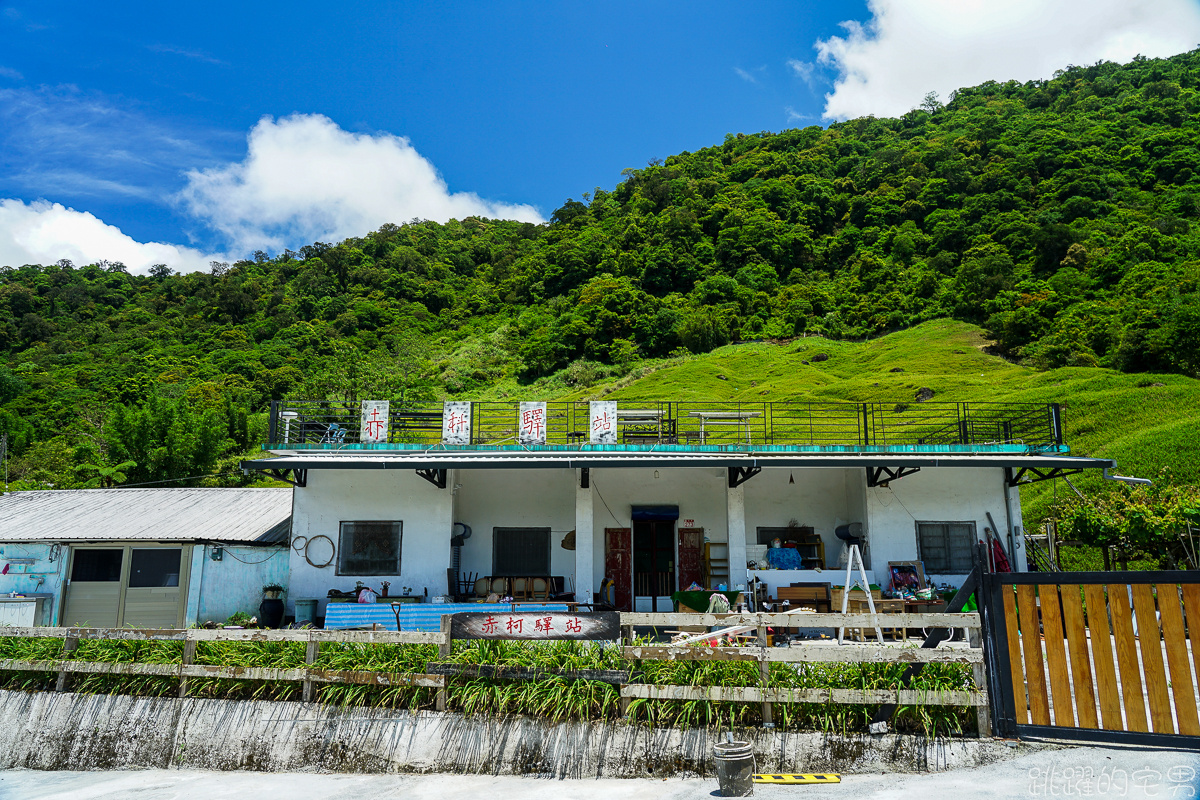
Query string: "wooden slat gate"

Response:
xmin=981 ymin=570 xmax=1200 ymax=748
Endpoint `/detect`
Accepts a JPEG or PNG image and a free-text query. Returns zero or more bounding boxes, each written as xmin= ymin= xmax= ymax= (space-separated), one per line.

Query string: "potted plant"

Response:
xmin=259 ymin=584 xmax=286 ymax=628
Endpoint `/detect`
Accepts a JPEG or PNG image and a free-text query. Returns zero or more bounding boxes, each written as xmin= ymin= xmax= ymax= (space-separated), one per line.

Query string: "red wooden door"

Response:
xmin=677 ymin=528 xmax=704 ymax=590
xmin=605 ymin=527 xmax=633 ymax=611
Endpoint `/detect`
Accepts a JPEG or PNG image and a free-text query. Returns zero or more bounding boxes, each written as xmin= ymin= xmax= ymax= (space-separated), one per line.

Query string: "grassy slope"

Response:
xmin=552 ymin=319 xmax=1200 ymax=524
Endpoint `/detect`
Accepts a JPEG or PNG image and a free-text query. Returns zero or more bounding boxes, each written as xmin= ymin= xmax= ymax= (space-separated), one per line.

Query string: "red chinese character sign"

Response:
xmin=360 ymin=400 xmax=390 ymax=444
xmin=442 ymin=401 xmax=472 ymax=444
xmin=518 ymin=401 xmax=547 ymax=445
xmin=589 ymin=400 xmax=617 ymax=444
xmin=450 ymin=611 xmax=620 ymax=640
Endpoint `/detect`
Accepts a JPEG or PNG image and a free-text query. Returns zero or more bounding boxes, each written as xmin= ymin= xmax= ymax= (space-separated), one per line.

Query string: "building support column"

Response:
xmin=726 ymin=482 xmax=747 ymax=591
xmin=1003 ymin=471 xmax=1026 ymax=572
xmin=575 ymin=471 xmax=595 ymax=604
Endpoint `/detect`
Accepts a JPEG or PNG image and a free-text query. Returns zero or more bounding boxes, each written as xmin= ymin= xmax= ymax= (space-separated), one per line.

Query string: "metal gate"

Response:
xmin=981 ymin=570 xmax=1200 ymax=748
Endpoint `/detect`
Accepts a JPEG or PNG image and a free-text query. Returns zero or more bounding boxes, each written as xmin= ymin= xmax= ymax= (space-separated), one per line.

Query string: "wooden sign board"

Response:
xmin=450 ymin=611 xmax=620 ymax=641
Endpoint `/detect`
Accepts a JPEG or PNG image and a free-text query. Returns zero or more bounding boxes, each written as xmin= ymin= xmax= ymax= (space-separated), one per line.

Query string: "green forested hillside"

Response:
xmin=569 ymin=320 xmax=1200 ymax=523
xmin=2 ymin=50 xmax=1200 ymax=509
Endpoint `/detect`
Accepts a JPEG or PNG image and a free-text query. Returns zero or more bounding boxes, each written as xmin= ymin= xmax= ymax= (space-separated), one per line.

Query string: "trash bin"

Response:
xmin=295 ymin=598 xmax=318 ymax=626
xmin=714 ymin=739 xmax=755 ymax=797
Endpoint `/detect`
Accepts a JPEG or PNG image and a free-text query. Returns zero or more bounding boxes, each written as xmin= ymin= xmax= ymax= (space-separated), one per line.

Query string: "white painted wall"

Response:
xmin=451 ymin=468 xmax=576 ymax=588
xmin=586 ymin=467 xmax=730 ymax=592
xmin=288 ymin=469 xmax=454 ymax=617
xmin=743 ymin=468 xmax=865 ymax=569
xmin=865 ymin=466 xmax=1013 ymax=587
xmin=282 ymin=464 xmax=1018 ymax=613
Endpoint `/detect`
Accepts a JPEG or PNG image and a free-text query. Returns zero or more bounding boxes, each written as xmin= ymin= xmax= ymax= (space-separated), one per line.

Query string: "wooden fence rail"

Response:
xmin=0 ymin=658 xmax=446 ymax=688
xmin=621 ymin=685 xmax=988 ymax=707
xmin=0 ymin=610 xmax=986 ymax=726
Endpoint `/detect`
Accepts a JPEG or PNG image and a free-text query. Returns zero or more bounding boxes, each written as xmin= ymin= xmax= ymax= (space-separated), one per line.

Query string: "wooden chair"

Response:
xmin=512 ymin=577 xmax=529 ymax=600
xmin=490 ymin=577 xmax=509 ymax=596
xmin=531 ymin=577 xmax=549 ymax=600
xmin=473 ymin=577 xmax=489 ymax=599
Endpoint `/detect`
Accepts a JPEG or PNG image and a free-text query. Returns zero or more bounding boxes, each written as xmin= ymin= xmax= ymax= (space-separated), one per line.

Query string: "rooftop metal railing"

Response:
xmin=267 ymin=399 xmax=1064 ymax=452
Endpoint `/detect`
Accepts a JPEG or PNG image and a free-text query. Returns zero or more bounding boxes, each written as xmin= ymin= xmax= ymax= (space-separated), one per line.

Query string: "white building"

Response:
xmin=246 ymin=399 xmax=1113 ymax=621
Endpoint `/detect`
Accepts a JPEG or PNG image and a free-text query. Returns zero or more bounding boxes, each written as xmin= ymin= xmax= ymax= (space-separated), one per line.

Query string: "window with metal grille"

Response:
xmin=915 ymin=522 xmax=977 ymax=573
xmin=493 ymin=527 xmax=551 ymax=575
xmin=337 ymin=521 xmax=402 ymax=576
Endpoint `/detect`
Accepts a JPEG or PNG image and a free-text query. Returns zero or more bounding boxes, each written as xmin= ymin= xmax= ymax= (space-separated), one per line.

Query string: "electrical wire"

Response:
xmin=116 ymin=471 xmax=246 ymax=488
xmin=590 ymin=479 xmax=624 ymax=527
xmin=882 ymin=485 xmax=919 ymax=522
xmin=207 ymin=544 xmax=281 ymax=565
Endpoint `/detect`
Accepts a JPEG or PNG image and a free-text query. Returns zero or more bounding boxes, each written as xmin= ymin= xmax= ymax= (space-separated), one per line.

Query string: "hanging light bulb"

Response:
xmin=789 ymin=472 xmax=795 ymax=484
xmin=654 ymin=470 xmax=660 ymax=479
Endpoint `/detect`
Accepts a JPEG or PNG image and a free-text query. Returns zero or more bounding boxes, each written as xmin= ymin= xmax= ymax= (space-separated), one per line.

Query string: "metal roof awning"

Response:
xmin=242 ymin=451 xmax=1115 ymax=472
xmin=0 ymin=488 xmax=293 ymax=544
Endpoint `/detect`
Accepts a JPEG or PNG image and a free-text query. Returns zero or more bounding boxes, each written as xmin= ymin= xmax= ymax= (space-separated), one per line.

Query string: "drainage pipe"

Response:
xmin=1102 ymin=468 xmax=1152 ymax=486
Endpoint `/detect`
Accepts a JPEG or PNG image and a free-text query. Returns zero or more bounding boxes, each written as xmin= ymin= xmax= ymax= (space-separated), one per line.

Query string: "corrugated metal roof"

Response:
xmin=0 ymin=488 xmax=292 ymax=544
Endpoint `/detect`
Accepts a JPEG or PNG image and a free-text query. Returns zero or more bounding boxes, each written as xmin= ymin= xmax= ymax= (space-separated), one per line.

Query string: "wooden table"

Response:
xmin=688 ymin=411 xmax=762 ymax=444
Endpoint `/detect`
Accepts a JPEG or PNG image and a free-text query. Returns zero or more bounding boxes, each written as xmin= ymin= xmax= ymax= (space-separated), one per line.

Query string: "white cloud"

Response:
xmin=0 ymin=84 xmax=231 ymax=200
xmin=0 ymin=198 xmax=225 ymax=273
xmin=178 ymin=114 xmax=544 ymax=253
xmin=146 ymin=43 xmax=227 ymax=66
xmin=815 ymin=0 xmax=1200 ymax=120
xmin=786 ymin=58 xmax=816 ymax=87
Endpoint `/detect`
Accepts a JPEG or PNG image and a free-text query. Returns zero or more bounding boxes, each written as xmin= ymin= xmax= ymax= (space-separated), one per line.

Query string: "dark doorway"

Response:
xmin=634 ymin=520 xmax=676 ymax=612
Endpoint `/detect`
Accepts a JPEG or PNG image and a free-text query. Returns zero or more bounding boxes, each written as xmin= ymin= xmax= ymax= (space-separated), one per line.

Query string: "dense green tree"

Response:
xmin=3 ymin=49 xmax=1200 ymax=487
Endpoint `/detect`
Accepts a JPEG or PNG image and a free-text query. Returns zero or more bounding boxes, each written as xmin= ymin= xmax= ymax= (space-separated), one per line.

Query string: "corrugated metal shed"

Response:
xmin=0 ymin=488 xmax=292 ymax=544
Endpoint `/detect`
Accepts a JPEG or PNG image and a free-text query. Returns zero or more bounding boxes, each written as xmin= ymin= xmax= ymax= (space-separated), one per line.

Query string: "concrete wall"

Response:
xmin=865 ymin=466 xmax=1019 ymax=586
xmin=743 ymin=467 xmax=864 ymax=569
xmin=452 ymin=468 xmax=576 ymax=587
xmin=0 ymin=542 xmax=67 ymax=625
xmin=289 ymin=469 xmax=454 ymax=617
xmin=587 ymin=467 xmax=730 ymax=601
xmin=194 ymin=545 xmax=289 ymax=625
xmin=283 ymin=464 xmax=1015 ymax=608
xmin=0 ymin=689 xmax=1030 ymax=776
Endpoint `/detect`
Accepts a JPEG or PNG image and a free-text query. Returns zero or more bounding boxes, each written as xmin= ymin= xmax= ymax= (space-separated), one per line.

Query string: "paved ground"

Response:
xmin=2 ymin=746 xmax=1197 ymax=800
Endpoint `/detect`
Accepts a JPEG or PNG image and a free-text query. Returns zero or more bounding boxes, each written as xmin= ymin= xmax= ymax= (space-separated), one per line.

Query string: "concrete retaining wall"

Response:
xmin=0 ymin=689 xmax=1036 ymax=777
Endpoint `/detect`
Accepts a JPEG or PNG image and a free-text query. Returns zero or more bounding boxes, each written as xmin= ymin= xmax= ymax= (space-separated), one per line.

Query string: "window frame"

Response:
xmin=492 ymin=527 xmax=552 ymax=576
xmin=914 ymin=520 xmax=978 ymax=574
xmin=336 ymin=521 xmax=403 ymax=577
xmin=755 ymin=525 xmax=815 ymax=546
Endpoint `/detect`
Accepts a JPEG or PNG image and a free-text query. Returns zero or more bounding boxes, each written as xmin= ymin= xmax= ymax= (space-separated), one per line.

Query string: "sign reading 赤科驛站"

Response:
xmin=450 ymin=611 xmax=620 ymax=641
xmin=589 ymin=400 xmax=617 ymax=444
xmin=443 ymin=401 xmax=471 ymax=444
xmin=360 ymin=400 xmax=389 ymax=444
xmin=518 ymin=401 xmax=547 ymax=445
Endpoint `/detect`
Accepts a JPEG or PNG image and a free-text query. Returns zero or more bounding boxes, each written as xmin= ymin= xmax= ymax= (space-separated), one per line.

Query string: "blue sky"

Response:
xmin=2 ymin=0 xmax=1199 ymax=272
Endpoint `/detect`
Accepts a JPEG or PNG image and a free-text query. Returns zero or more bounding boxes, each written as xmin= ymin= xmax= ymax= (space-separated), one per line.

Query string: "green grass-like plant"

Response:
xmin=0 ymin=634 xmax=977 ymax=736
